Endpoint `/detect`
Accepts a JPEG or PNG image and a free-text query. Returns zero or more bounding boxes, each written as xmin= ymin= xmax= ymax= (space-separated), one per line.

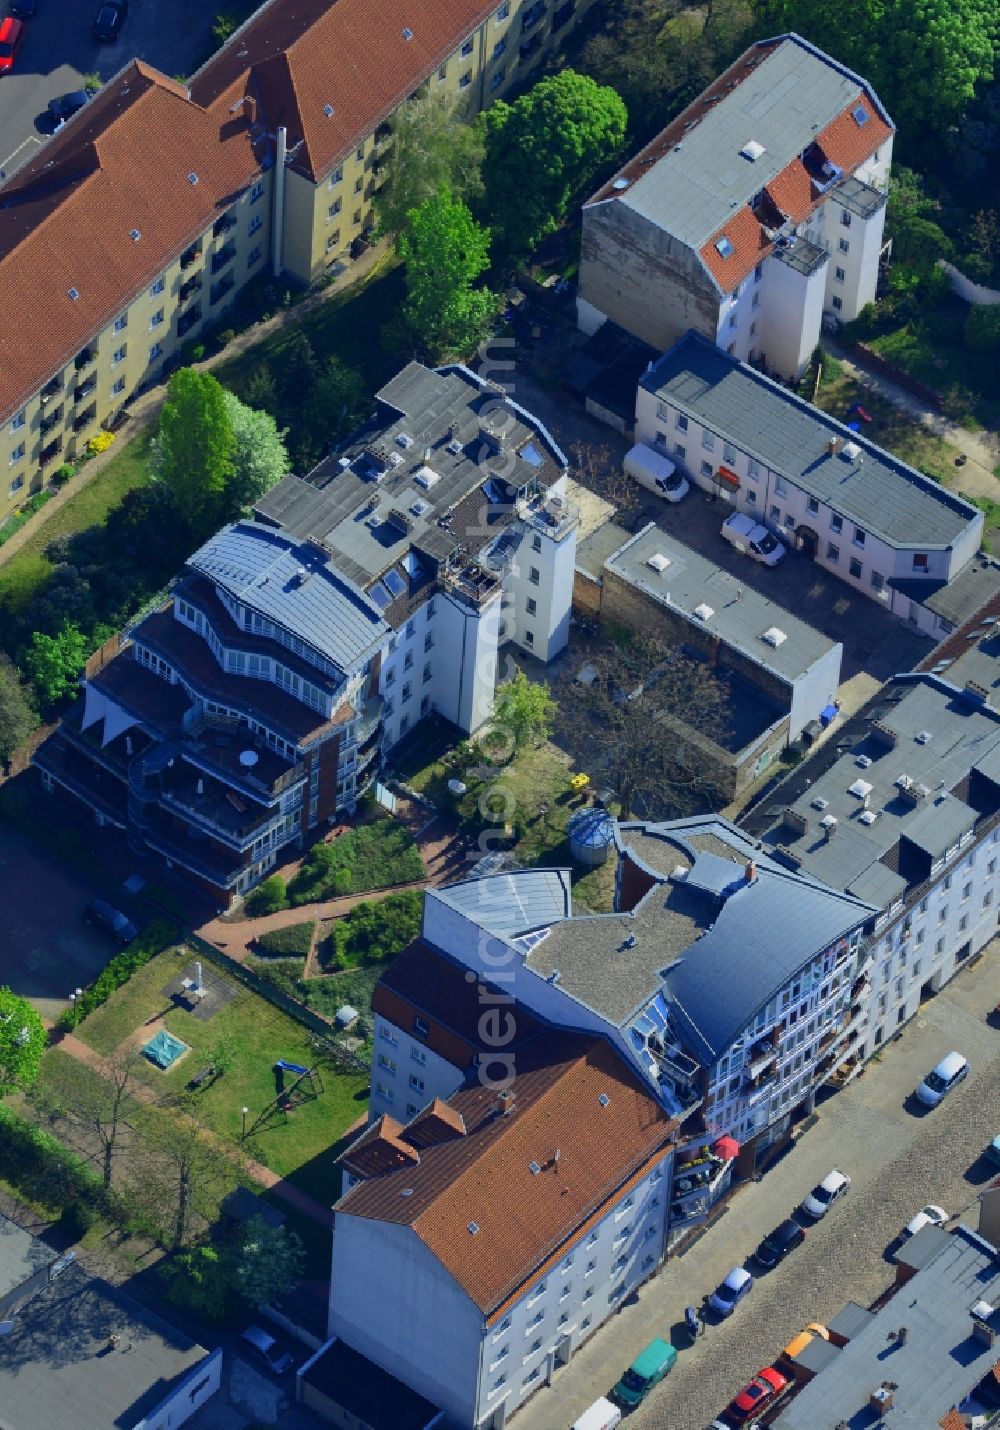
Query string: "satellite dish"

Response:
xmin=0 ymin=1321 xmax=15 ymax=1336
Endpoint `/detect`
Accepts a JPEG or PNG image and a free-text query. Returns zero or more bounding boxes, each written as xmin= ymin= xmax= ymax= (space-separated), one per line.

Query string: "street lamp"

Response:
xmin=241 ymin=1106 xmax=249 ymax=1141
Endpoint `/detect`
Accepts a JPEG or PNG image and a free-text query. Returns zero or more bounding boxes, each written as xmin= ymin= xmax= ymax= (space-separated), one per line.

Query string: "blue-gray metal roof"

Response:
xmin=431 ymin=869 xmax=573 ymax=938
xmin=663 ymin=865 xmax=873 ymax=1064
xmin=642 ymin=332 xmax=980 ymax=550
xmin=187 ymin=521 xmax=389 ymax=676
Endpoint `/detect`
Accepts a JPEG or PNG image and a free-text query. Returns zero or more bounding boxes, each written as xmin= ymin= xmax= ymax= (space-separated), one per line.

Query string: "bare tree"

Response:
xmin=555 ymin=634 xmax=731 ymax=819
xmin=34 ymin=1045 xmax=143 ymax=1189
xmin=570 ymin=441 xmax=640 ymax=518
xmin=130 ymin=1100 xmax=235 ymax=1247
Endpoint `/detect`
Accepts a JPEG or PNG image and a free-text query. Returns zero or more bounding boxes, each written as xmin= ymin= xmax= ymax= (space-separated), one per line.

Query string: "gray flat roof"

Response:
xmin=0 ymin=1216 xmax=51 ymax=1307
xmin=642 ymin=332 xmax=980 ymax=550
xmin=188 ymin=520 xmax=389 ymax=677
xmin=256 ymin=362 xmax=567 ymax=594
xmin=612 ymin=35 xmax=884 ymax=251
xmin=923 ymin=556 xmax=1000 ymax=627
xmin=760 ymin=675 xmax=1000 ymax=906
xmin=826 ymin=1300 xmax=876 ymax=1340
xmin=576 ymin=521 xmax=632 ymax=582
xmin=605 ymin=522 xmax=841 ymax=685
xmin=430 ymin=869 xmax=573 ymax=939
xmin=0 ymin=1261 xmax=212 ymax=1430
xmin=774 ymin=1226 xmax=1000 ymax=1429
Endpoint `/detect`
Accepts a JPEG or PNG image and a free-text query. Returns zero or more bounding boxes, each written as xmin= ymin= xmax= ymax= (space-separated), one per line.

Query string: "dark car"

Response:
xmin=84 ymin=898 xmax=137 ymax=945
xmin=11 ymin=0 xmax=38 ymax=17
xmin=756 ymin=1218 xmax=806 ymax=1269
xmin=92 ymin=0 xmax=127 ymax=41
xmin=48 ymin=91 xmax=90 ymax=127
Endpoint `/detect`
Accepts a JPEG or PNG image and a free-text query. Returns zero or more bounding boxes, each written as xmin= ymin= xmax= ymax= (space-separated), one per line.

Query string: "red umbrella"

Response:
xmin=713 ymin=1135 xmax=740 ymax=1160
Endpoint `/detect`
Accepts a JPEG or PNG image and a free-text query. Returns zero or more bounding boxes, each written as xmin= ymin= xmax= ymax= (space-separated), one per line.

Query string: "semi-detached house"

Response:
xmin=0 ymin=0 xmax=599 ymax=525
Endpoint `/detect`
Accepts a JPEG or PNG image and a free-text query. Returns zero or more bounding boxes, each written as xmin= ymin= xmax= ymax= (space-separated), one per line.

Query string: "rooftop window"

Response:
xmin=715 ymin=236 xmax=734 ymax=259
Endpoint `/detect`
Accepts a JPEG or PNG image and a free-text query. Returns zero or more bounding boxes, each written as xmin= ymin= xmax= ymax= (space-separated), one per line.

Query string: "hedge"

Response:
xmin=255 ymin=920 xmax=316 ymax=958
xmin=0 ymin=1103 xmax=106 ymax=1216
xmin=0 ymin=490 xmax=54 ymax=548
xmin=57 ymin=917 xmax=178 ymax=1031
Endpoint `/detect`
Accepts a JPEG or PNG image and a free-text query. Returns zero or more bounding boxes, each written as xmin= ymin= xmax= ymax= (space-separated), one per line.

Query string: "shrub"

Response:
xmin=0 ymin=490 xmax=54 ymax=548
xmin=287 ymin=820 xmax=424 ymax=905
xmin=216 ymin=328 xmax=237 ymax=349
xmin=244 ymin=874 xmax=288 ymax=917
xmin=321 ymin=890 xmax=422 ymax=970
xmin=60 ymin=1198 xmax=97 ymax=1239
xmin=86 ymin=431 xmax=115 ymax=456
xmin=255 ymin=921 xmax=317 ymax=957
xmin=52 ymin=463 xmax=75 ymax=486
xmin=56 ymin=917 xmax=178 ymax=1030
xmin=181 ymin=341 xmax=207 ymax=364
xmin=0 ymin=1104 xmax=104 ymax=1215
xmin=965 ymin=303 xmax=1000 ymax=353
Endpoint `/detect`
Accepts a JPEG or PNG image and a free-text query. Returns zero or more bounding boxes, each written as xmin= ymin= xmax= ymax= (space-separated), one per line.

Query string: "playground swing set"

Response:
xmin=243 ymin=1059 xmax=325 ymax=1139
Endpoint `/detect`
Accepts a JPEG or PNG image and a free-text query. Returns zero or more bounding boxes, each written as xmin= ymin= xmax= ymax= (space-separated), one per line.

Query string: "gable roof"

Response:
xmin=336 ymin=1032 xmax=676 ymax=1314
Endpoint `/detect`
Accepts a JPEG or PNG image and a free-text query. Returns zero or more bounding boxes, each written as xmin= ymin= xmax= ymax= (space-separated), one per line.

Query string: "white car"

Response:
xmin=720 ymin=511 xmax=786 ymax=566
xmin=708 ymin=1265 xmax=753 ymax=1317
xmin=799 ymin=1168 xmax=851 ymax=1219
xmin=903 ymin=1205 xmax=948 ymax=1239
xmin=915 ymin=1051 xmax=969 ymax=1108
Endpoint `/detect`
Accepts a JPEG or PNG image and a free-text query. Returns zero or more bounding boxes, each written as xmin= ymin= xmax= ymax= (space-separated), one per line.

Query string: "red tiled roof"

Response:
xmin=765 ymin=158 xmax=815 ymax=224
xmin=337 ymin=1031 xmax=677 ymax=1314
xmin=404 ymin=1099 xmax=467 ymax=1148
xmin=938 ymin=1411 xmax=965 ymax=1430
xmin=339 ymin=1115 xmax=422 ymax=1179
xmin=699 ymin=206 xmax=772 ymax=290
xmin=817 ymin=100 xmax=893 ymax=175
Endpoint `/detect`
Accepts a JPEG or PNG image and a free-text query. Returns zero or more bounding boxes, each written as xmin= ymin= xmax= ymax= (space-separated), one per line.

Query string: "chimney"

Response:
xmin=828 ymin=436 xmax=840 ymax=455
xmin=745 ymin=860 xmax=757 ymax=883
xmin=895 ymin=1326 xmax=907 ymax=1345
xmin=782 ymin=807 xmax=808 ymax=836
xmin=869 ymin=1383 xmax=896 ymax=1416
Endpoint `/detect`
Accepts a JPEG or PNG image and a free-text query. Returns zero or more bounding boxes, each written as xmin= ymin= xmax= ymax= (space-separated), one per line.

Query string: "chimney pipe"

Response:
xmin=271 ymin=125 xmax=287 ymax=279
xmin=745 ymin=860 xmax=756 ymax=882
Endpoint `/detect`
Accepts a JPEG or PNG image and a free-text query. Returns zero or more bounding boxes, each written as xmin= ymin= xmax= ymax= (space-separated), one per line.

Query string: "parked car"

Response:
xmin=903 ymin=1205 xmax=948 ymax=1239
xmin=708 ymin=1266 xmax=753 ymax=1317
xmin=727 ymin=1366 xmax=788 ymax=1424
xmin=83 ymin=898 xmax=137 ymax=945
xmin=239 ymin=1325 xmax=294 ymax=1376
xmin=720 ymin=511 xmax=786 ymax=565
xmin=92 ymin=0 xmax=127 ymax=41
xmin=610 ymin=1338 xmax=677 ymax=1409
xmin=48 ymin=91 xmax=90 ymax=128
xmin=800 ymin=1168 xmax=851 ymax=1219
xmin=756 ymin=1217 xmax=806 ymax=1268
xmin=916 ymin=1051 xmax=969 ymax=1108
xmin=0 ymin=17 xmax=24 ymax=73
xmin=986 ymin=1136 xmax=1000 ymax=1168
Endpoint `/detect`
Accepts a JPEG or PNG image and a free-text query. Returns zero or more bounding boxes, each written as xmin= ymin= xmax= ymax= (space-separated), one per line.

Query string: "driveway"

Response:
xmin=0 ymin=0 xmax=215 ymax=180
xmin=0 ymin=821 xmax=122 ymax=1020
xmin=513 ymin=941 xmax=1000 ymax=1430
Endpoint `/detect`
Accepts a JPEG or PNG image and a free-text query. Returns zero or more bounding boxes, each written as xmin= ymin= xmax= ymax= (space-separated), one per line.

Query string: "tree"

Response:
xmin=135 ymin=1109 xmax=232 ymax=1247
xmin=35 ymin=1045 xmax=141 ymax=1188
xmin=399 ymin=186 xmax=499 ymax=358
xmin=0 ymin=989 xmax=46 ymax=1097
xmin=155 ymin=368 xmax=235 ymax=533
xmin=481 ymin=70 xmax=627 ymax=271
xmin=554 ymin=636 xmax=730 ymax=819
xmin=965 ymin=303 xmax=1000 ymax=352
xmin=374 ymin=90 xmax=485 ymax=238
xmin=889 ymin=213 xmax=954 ymax=266
xmin=20 ymin=621 xmax=90 ymax=707
xmin=232 ymin=1215 xmax=305 ymax=1309
xmin=0 ymin=655 xmax=36 ymax=769
xmin=294 ymin=356 xmax=369 ymax=471
xmin=220 ymin=390 xmax=289 ymax=517
xmin=491 ymin=671 xmax=556 ymax=751
xmin=570 ymin=441 xmax=640 ymax=517
xmin=207 ymin=1031 xmax=239 ymax=1079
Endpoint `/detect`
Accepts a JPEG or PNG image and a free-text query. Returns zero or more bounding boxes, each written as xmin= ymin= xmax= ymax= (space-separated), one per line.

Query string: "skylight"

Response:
xmin=529 ymin=1161 xmax=542 ymax=1175
xmin=598 ymin=1093 xmax=610 ymax=1108
xmin=402 ymin=26 xmax=413 ymax=39
xmin=715 ymin=236 xmax=734 ymax=259
xmin=468 ymin=1221 xmax=480 ymax=1235
xmin=851 ymin=103 xmax=870 ymax=126
xmin=520 ymin=442 xmax=544 ymax=468
xmin=384 ymin=568 xmax=406 ymax=597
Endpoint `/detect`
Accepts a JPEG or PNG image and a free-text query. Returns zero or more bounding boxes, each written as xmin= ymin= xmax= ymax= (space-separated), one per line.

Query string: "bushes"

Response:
xmin=57 ymin=917 xmax=177 ymax=1030
xmin=965 ymin=303 xmax=1000 ymax=353
xmin=255 ymin=921 xmax=317 ymax=957
xmin=321 ymin=890 xmax=422 ymax=971
xmin=287 ymin=820 xmax=424 ymax=905
xmin=244 ymin=874 xmax=288 ymax=916
xmin=87 ymin=432 xmax=115 ymax=456
xmin=51 ymin=464 xmax=76 ymax=487
xmin=0 ymin=1103 xmax=105 ymax=1217
xmin=0 ymin=490 xmax=54 ymax=548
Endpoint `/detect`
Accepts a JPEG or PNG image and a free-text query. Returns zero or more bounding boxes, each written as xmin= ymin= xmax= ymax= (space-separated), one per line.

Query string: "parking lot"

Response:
xmin=0 ymin=0 xmax=215 ymax=179
xmin=514 ymin=942 xmax=1000 ymax=1430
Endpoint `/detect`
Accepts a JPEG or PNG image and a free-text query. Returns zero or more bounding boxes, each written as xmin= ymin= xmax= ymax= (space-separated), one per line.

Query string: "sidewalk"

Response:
xmin=0 ymin=240 xmax=394 ymax=570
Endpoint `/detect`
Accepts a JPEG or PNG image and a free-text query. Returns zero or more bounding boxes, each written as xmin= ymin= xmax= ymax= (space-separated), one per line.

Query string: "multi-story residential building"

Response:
xmin=35 ymin=520 xmax=390 ymax=903
xmin=330 ymin=1030 xmax=681 ymax=1430
xmin=575 ymin=520 xmax=843 ymax=797
xmin=0 ymin=0 xmax=599 ymax=526
xmin=577 ymin=33 xmax=894 ymax=378
xmin=34 ymin=362 xmax=575 ymax=901
xmin=255 ymin=362 xmax=578 ymax=751
xmin=633 ymin=330 xmax=982 ymax=632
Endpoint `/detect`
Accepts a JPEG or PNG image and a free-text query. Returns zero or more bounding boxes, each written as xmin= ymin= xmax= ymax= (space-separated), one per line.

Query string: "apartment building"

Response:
xmin=330 ymin=1031 xmax=680 ymax=1430
xmin=34 ymin=521 xmax=389 ymax=903
xmin=0 ymin=0 xmax=598 ymax=527
xmin=634 ymin=331 xmax=982 ymax=633
xmin=577 ymin=33 xmax=893 ymax=379
xmin=575 ymin=520 xmax=843 ymax=797
xmin=255 ymin=362 xmax=578 ymax=751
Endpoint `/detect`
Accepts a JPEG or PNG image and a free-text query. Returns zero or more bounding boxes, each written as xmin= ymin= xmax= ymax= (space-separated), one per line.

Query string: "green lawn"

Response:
xmin=865 ymin=303 xmax=1000 ymax=429
xmin=0 ymin=434 xmax=153 ymax=614
xmin=287 ymin=816 xmax=425 ymax=904
xmin=810 ymin=365 xmax=962 ymax=484
xmin=73 ymin=946 xmax=368 ymax=1194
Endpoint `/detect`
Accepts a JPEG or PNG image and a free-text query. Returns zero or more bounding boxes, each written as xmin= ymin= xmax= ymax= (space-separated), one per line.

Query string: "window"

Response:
xmin=9 ymin=441 xmax=25 ymax=465
xmin=353 ymin=208 xmax=362 ymax=224
xmin=745 ymin=489 xmax=756 ymax=505
xmin=328 ymin=197 xmax=342 ymax=218
xmin=830 ymin=514 xmax=843 ymax=534
xmin=674 ymin=443 xmax=686 ymax=460
xmin=700 ymin=459 xmax=713 ymax=478
xmin=355 ymin=144 xmax=365 ymax=162
xmin=841 ymin=209 xmax=852 ymax=228
xmin=9 ymin=473 xmax=24 ymax=494
xmin=409 ymin=1073 xmax=424 ymax=1092
xmin=938 ymin=905 xmax=948 ymax=924
xmin=113 ymin=314 xmax=127 ymax=333
xmin=754 ymin=262 xmax=763 ymax=282
xmin=835 ymin=266 xmax=846 ymax=282
xmin=404 ymin=650 xmax=414 ymax=671
xmin=462 ymin=37 xmax=474 ymax=55
xmin=807 ymin=496 xmax=819 ymax=515
xmin=496 ymin=0 xmax=510 ymax=17
xmin=752 ymin=290 xmax=760 ymax=308
xmin=402 ymin=681 xmax=412 ymax=703
xmin=383 ymin=696 xmax=393 ymax=717
xmin=770 ymin=504 xmax=781 ymax=521
xmin=354 ymin=176 xmax=364 ymax=194
xmin=329 ymin=166 xmax=343 ymax=186
xmin=702 ymin=430 xmax=715 ymax=452
xmin=378 ymin=1053 xmax=396 ymax=1072
xmin=410 ymin=1043 xmax=426 ymax=1064
xmin=248 ymin=213 xmax=263 ymax=235
xmin=525 ymin=630 xmax=534 ymax=647
xmin=529 ymin=566 xmax=540 ymax=585
xmin=113 ymin=376 xmax=126 ymax=395
xmin=585 ymin=1259 xmax=596 ymax=1276
xmin=853 ymin=526 xmax=866 ymax=548
xmin=459 ymin=70 xmax=472 ymax=87
xmin=729 ymin=311 xmax=738 ymax=330
xmin=832 ymin=295 xmax=843 ymax=311
xmin=912 ymin=552 xmax=929 ymax=571
xmin=723 ymin=441 xmax=736 ymax=463
xmin=838 ymin=237 xmax=850 ymax=254
xmin=150 ymin=276 xmax=165 ymax=296
xmin=248 ymin=246 xmax=262 ymax=267
xmin=493 ymin=36 xmax=507 ymax=58
xmin=375 ymin=1081 xmax=393 ymax=1101
xmin=531 ymin=533 xmax=542 ymax=553
xmin=984 ymin=890 xmax=993 ymax=908
xmin=438 ymin=63 xmax=447 ymax=80
xmin=871 ymin=571 xmax=883 ymax=592
xmin=849 ymin=557 xmax=862 ymax=579
xmin=149 ymin=309 xmax=164 ymax=330
xmin=775 ymin=476 xmax=788 ymax=497
xmin=113 ymin=344 xmax=126 ymax=365
xmin=489 ymin=1375 xmax=506 ymax=1396
xmin=676 ymin=412 xmax=688 ymax=431
xmin=526 ymin=597 xmax=537 ymax=616
xmin=748 ymin=458 xmax=760 ymax=480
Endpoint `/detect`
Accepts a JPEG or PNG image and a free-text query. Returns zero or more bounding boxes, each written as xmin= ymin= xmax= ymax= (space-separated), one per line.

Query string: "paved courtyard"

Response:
xmin=514 ymin=941 xmax=1000 ymax=1430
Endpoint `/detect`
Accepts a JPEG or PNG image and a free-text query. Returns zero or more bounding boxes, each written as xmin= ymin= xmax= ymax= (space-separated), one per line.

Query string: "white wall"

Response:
xmin=135 ymin=1347 xmax=222 ymax=1430
xmin=756 ymin=250 xmax=826 ymax=380
xmin=371 ymin=1016 xmax=465 ymax=1122
xmin=503 ymin=516 xmax=576 ymax=664
xmin=787 ymin=644 xmax=843 ymax=742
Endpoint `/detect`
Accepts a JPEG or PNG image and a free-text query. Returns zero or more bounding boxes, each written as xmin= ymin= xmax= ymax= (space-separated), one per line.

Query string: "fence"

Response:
xmin=850 ymin=342 xmax=944 ymax=411
xmin=188 ymin=933 xmax=333 ymax=1036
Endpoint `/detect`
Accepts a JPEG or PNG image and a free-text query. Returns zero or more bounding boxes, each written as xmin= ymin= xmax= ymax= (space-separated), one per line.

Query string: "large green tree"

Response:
xmin=21 ymin=622 xmax=90 ymax=708
xmin=221 ymin=390 xmax=289 ymax=517
xmin=233 ymin=1216 xmax=305 ymax=1309
xmin=399 ymin=186 xmax=499 ymax=358
xmin=156 ymin=368 xmax=235 ymax=532
xmin=0 ymin=654 xmax=37 ymax=768
xmin=0 ymin=988 xmax=46 ymax=1098
xmin=375 ymin=90 xmax=485 ymax=238
xmin=481 ymin=71 xmax=628 ymax=271
xmin=491 ymin=671 xmax=557 ymax=751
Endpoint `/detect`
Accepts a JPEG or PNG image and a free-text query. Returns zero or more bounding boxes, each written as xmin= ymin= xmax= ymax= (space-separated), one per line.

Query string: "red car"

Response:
xmin=0 ymin=16 xmax=24 ymax=73
xmin=727 ymin=1365 xmax=788 ymax=1423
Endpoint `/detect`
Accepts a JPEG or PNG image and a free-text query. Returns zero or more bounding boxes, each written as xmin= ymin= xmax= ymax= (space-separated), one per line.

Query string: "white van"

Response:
xmin=721 ymin=511 xmax=786 ymax=566
xmin=572 ymin=1396 xmax=622 ymax=1430
xmin=623 ymin=443 xmax=690 ymax=503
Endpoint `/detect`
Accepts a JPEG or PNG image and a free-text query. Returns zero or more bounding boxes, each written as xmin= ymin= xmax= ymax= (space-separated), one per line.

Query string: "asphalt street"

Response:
xmin=514 ymin=942 xmax=1000 ymax=1430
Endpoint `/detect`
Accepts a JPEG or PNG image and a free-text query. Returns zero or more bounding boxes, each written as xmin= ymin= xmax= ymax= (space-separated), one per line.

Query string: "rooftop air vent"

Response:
xmin=859 ymin=810 xmax=878 ymax=826
xmin=598 ymin=1093 xmax=610 ymax=1108
xmin=414 ymin=465 xmax=440 ymax=491
xmin=129 ymin=229 xmax=141 ymax=241
xmin=811 ymin=797 xmax=829 ymax=811
xmin=895 ymin=774 xmax=913 ymax=790
xmin=410 ymin=498 xmax=431 ymax=519
xmin=915 ymin=730 xmax=932 ymax=745
xmin=849 ymin=779 xmax=873 ymax=799
xmin=447 ymin=438 xmax=463 ymax=455
xmin=529 ymin=1161 xmax=542 ymax=1176
xmin=647 ymin=552 xmax=670 ymax=573
xmin=396 ymin=432 xmax=414 ymax=449
xmin=693 ymin=603 xmax=715 ymax=621
xmin=762 ymin=626 xmax=787 ymax=647
xmin=612 ymin=177 xmax=630 ymax=190
xmin=402 ymin=26 xmax=413 ymax=39
xmin=389 ymin=452 xmax=404 ymax=467
xmin=856 ymin=754 xmax=873 ymax=769
xmin=842 ymin=441 xmax=862 ymax=461
xmin=820 ymin=814 xmax=838 ymax=837
xmin=715 ymin=235 xmax=734 ymax=259
xmin=740 ymin=139 xmax=765 ymax=161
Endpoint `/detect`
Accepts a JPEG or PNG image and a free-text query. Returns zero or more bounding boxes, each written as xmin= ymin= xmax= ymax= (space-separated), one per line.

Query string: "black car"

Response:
xmin=756 ymin=1218 xmax=806 ymax=1269
xmin=92 ymin=0 xmax=127 ymax=41
xmin=48 ymin=91 xmax=90 ymax=127
xmin=84 ymin=898 xmax=137 ymax=945
xmin=11 ymin=0 xmax=38 ymax=16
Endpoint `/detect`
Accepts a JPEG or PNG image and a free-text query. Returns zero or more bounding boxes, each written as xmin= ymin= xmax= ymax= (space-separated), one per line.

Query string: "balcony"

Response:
xmin=355 ymin=694 xmax=383 ymax=747
xmin=74 ymin=348 xmax=96 ymax=373
xmin=73 ymin=404 xmax=97 ymax=433
xmin=746 ymin=1040 xmax=778 ymax=1079
xmin=39 ymin=438 xmax=63 ymax=466
xmin=521 ymin=1 xmax=546 ymax=29
xmin=210 ymin=275 xmax=235 ymax=307
xmin=552 ymin=0 xmax=574 ymax=28
xmin=179 ymin=273 xmax=202 ymax=302
xmin=518 ymin=489 xmax=578 ymax=541
xmin=180 ymin=242 xmax=202 ymax=270
xmin=74 ymin=377 xmax=97 ymax=404
xmin=212 ymin=213 xmax=237 ymax=238
xmin=211 ymin=245 xmax=236 ymax=275
xmin=440 ymin=559 xmax=503 ymax=609
xmin=177 ymin=308 xmax=201 ymax=338
xmin=520 ymin=31 xmax=544 ymax=63
xmin=40 ymin=377 xmax=63 ymax=404
xmin=374 ymin=123 xmax=393 ymax=150
xmin=40 ymin=406 xmax=64 ymax=436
